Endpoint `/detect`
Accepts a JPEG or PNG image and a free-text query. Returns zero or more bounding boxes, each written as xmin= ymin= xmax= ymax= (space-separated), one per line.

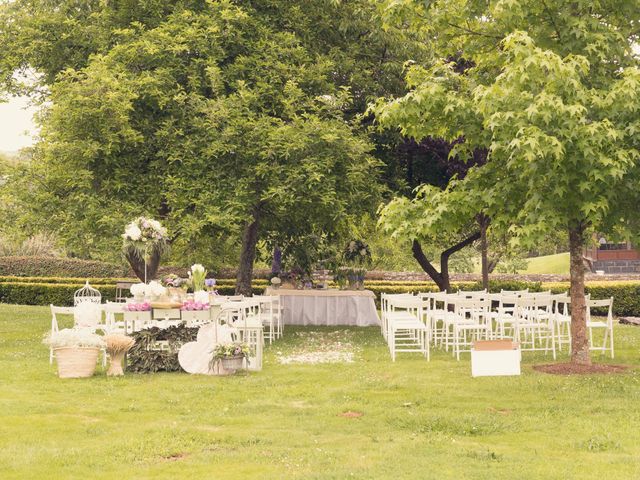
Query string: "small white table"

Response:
xmin=265 ymin=288 xmax=379 ymax=327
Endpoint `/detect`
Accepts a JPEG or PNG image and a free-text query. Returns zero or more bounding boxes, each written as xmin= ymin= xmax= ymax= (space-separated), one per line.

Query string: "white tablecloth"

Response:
xmin=266 ymin=289 xmax=380 ymax=327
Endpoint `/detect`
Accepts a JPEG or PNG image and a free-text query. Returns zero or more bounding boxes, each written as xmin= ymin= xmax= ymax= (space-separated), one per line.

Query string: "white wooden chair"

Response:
xmin=49 ymin=305 xmax=74 ymax=364
xmin=489 ymin=293 xmax=519 ymax=339
xmin=516 ymin=296 xmax=556 ymax=358
xmin=445 ymin=297 xmax=491 ymax=360
xmin=587 ymin=297 xmax=614 ymax=358
xmin=380 ymin=293 xmax=417 ymax=341
xmin=254 ymin=295 xmax=280 ymax=343
xmin=384 ymin=294 xmax=429 ymax=361
xmin=101 ymin=302 xmax=126 ymax=334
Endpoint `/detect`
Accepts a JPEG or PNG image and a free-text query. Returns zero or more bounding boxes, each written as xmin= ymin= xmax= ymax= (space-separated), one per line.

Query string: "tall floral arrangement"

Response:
xmin=122 ymin=217 xmax=168 ymax=282
xmin=343 ymin=240 xmax=371 ymax=266
xmin=190 ymin=264 xmax=207 ymax=292
xmin=342 ymin=240 xmax=371 ymax=290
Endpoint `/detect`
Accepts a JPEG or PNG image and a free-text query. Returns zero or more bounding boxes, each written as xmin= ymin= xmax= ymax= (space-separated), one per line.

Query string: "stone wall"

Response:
xmin=592 ymin=260 xmax=640 ymax=274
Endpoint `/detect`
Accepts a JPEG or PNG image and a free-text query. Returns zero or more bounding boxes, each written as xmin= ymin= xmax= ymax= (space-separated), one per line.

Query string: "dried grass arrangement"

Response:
xmin=104 ymin=334 xmax=135 ymax=376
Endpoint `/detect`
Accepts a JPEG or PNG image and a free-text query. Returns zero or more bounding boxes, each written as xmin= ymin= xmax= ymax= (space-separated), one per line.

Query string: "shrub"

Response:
xmin=0 ymin=282 xmax=117 ymax=306
xmin=0 ymin=276 xmax=135 ymax=285
xmin=0 ymin=256 xmax=129 ymax=278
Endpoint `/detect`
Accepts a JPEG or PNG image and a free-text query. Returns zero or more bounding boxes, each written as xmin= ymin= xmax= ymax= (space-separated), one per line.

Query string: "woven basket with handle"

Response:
xmin=54 ymin=347 xmax=100 ymax=378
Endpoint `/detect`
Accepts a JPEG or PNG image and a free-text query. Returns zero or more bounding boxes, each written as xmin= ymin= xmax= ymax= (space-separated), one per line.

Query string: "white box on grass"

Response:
xmin=471 ymin=340 xmax=521 ymax=377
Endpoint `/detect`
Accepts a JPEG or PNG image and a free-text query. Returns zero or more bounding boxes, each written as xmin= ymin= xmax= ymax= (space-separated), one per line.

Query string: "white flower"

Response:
xmin=191 ymin=263 xmax=205 ymax=273
xmin=124 ymin=224 xmax=142 ymax=241
xmin=193 ymin=290 xmax=210 ymax=303
xmin=271 ymin=277 xmax=282 ymax=285
xmin=348 ymin=241 xmax=356 ymax=252
xmin=145 ymin=281 xmax=166 ymax=297
xmin=360 ymin=248 xmax=367 ymax=256
xmin=149 ymin=219 xmax=162 ymax=231
xmin=44 ymin=328 xmax=105 ymax=349
xmin=130 ymin=283 xmax=146 ymax=297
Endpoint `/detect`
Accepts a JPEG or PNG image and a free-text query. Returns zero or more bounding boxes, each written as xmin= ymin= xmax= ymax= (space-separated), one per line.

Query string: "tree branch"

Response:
xmin=412 ymin=239 xmax=445 ymax=289
xmin=441 ymin=231 xmax=481 ymax=258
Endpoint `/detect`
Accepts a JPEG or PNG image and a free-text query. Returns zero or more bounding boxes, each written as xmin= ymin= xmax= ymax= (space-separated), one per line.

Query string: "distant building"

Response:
xmin=584 ymin=239 xmax=640 ymax=273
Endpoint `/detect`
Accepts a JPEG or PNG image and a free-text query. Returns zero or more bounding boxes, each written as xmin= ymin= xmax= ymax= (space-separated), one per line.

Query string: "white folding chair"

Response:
xmin=587 ymin=297 xmax=614 ymax=358
xmin=516 ymin=296 xmax=556 ymax=358
xmin=488 ymin=293 xmax=519 ymax=339
xmin=445 ymin=297 xmax=491 ymax=360
xmin=49 ymin=305 xmax=74 ymax=364
xmin=101 ymin=302 xmax=126 ymax=334
xmin=385 ymin=295 xmax=429 ymax=361
xmin=254 ymin=295 xmax=280 ymax=343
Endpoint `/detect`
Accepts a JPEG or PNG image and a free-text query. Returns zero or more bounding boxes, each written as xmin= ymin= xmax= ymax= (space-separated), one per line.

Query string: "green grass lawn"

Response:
xmin=1 ymin=304 xmax=640 ymax=479
xmin=522 ymin=252 xmax=570 ymax=274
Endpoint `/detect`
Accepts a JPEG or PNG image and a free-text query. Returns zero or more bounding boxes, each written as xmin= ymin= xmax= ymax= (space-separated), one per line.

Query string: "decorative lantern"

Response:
xmin=74 ymin=281 xmax=102 ymax=306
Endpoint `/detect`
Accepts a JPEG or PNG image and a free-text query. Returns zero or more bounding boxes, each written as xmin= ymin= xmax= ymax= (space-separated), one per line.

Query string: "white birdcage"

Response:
xmin=74 ymin=281 xmax=102 ymax=306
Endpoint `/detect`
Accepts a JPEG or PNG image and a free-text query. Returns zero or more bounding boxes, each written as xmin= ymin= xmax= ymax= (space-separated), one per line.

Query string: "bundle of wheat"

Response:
xmin=104 ymin=334 xmax=135 ymax=376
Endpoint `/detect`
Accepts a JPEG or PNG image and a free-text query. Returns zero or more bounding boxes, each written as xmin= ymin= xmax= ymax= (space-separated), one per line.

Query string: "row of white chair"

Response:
xmin=381 ymin=290 xmax=614 ymax=361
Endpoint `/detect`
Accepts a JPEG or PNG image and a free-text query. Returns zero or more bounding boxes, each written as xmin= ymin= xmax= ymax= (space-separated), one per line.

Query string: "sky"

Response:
xmin=0 ymin=95 xmax=37 ymax=153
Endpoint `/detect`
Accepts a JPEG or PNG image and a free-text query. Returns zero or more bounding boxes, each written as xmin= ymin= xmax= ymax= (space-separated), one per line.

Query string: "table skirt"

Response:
xmin=281 ymin=293 xmax=379 ymax=327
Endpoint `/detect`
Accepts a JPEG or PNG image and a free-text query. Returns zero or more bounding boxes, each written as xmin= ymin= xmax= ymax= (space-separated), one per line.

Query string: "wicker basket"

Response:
xmin=54 ymin=347 xmax=100 ymax=378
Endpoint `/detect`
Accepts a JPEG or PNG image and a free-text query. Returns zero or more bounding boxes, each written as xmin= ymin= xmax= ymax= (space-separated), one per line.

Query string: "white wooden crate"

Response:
xmin=471 ymin=340 xmax=521 ymax=377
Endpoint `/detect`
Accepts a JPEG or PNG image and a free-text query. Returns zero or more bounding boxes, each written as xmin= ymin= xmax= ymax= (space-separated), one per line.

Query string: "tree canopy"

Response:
xmin=0 ymin=0 xmax=430 ymax=290
xmin=373 ymin=0 xmax=640 ymax=364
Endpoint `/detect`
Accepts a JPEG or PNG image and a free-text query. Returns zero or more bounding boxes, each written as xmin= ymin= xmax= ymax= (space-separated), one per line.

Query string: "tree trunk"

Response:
xmin=569 ymin=222 xmax=590 ymax=365
xmin=478 ymin=215 xmax=490 ymax=290
xmin=124 ymin=247 xmax=161 ymax=282
xmin=412 ymin=231 xmax=480 ymax=292
xmin=236 ymin=209 xmax=261 ymax=296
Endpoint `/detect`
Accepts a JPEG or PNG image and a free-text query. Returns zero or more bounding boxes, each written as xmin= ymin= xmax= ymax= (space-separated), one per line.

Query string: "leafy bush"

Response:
xmin=128 ymin=325 xmax=198 ymax=373
xmin=0 ymin=282 xmax=116 ymax=306
xmin=0 ymin=276 xmax=135 ymax=285
xmin=0 ymin=256 xmax=129 ymax=278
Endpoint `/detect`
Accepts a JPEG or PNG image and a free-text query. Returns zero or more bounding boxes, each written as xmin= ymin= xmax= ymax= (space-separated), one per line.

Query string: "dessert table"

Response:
xmin=265 ymin=288 xmax=380 ymax=327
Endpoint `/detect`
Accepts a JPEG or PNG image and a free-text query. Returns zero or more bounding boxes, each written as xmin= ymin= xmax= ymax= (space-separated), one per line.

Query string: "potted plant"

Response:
xmin=44 ymin=329 xmax=105 ymax=378
xmin=210 ymin=342 xmax=250 ymax=374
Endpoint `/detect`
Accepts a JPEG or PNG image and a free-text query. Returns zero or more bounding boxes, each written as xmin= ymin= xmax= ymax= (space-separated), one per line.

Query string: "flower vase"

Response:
xmin=107 ymin=351 xmax=126 ymax=376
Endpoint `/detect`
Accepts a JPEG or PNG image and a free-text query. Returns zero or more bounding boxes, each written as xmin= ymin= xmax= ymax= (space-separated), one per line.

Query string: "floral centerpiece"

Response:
xmin=122 ymin=216 xmax=169 ymax=282
xmin=189 ymin=264 xmax=206 ymax=291
xmin=44 ymin=329 xmax=106 ymax=378
xmin=210 ymin=342 xmax=250 ymax=373
xmin=342 ymin=240 xmax=371 ymax=290
xmin=161 ymin=274 xmax=188 ymax=301
xmin=125 ymin=301 xmax=151 ymax=311
xmin=181 ymin=300 xmax=209 ymax=311
xmin=145 ymin=280 xmax=166 ymax=300
xmin=130 ymin=282 xmax=146 ymax=300
xmin=270 ymin=276 xmax=282 ymax=290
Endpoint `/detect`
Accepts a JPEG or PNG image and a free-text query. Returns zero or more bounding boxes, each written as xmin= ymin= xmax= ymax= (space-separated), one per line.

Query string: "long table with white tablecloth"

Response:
xmin=265 ymin=288 xmax=380 ymax=327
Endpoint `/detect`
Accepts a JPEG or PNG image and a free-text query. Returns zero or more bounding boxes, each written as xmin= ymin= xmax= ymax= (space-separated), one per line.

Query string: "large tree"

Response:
xmin=0 ymin=0 xmax=425 ymax=291
xmin=374 ymin=1 xmax=640 ymax=365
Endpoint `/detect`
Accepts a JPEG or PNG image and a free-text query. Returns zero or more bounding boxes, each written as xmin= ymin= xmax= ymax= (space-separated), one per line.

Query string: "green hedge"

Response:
xmin=1 ymin=278 xmax=638 ymax=317
xmin=0 ymin=256 xmax=129 ymax=278
xmin=0 ymin=282 xmax=117 ymax=306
